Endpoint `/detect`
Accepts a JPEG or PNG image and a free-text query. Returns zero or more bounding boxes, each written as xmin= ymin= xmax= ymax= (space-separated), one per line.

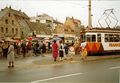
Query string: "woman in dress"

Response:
xmin=52 ymin=40 xmax=58 ymax=62
xmin=7 ymin=41 xmax=15 ymax=68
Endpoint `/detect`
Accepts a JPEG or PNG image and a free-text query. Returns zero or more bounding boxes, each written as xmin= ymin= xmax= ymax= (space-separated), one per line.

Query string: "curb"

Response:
xmin=84 ymin=55 xmax=120 ymax=61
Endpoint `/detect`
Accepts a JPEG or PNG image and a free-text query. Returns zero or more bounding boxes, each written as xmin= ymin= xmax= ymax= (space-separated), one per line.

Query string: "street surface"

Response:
xmin=0 ymin=54 xmax=120 ymax=83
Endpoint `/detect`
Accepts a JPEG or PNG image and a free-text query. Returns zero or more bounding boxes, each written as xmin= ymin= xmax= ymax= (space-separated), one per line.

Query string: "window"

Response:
xmin=114 ymin=34 xmax=119 ymax=42
xmin=97 ymin=34 xmax=101 ymax=42
xmin=16 ymin=28 xmax=18 ymax=34
xmin=71 ymin=29 xmax=74 ymax=32
xmin=105 ymin=34 xmax=109 ymax=42
xmin=92 ymin=35 xmax=96 ymax=42
xmin=86 ymin=35 xmax=91 ymax=42
xmin=80 ymin=34 xmax=85 ymax=42
xmin=9 ymin=13 xmax=11 ymax=17
xmin=6 ymin=28 xmax=8 ymax=33
xmin=46 ymin=20 xmax=51 ymax=23
xmin=64 ymin=29 xmax=68 ymax=31
xmin=1 ymin=27 xmax=4 ymax=33
xmin=86 ymin=34 xmax=96 ymax=42
xmin=105 ymin=34 xmax=119 ymax=42
xmin=5 ymin=19 xmax=8 ymax=24
xmin=109 ymin=34 xmax=114 ymax=42
xmin=36 ymin=20 xmax=40 ymax=23
xmin=12 ymin=28 xmax=14 ymax=34
xmin=12 ymin=20 xmax=14 ymax=25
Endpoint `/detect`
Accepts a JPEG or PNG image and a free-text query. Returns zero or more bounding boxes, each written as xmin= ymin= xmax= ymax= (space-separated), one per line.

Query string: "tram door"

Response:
xmin=97 ymin=34 xmax=101 ymax=42
xmin=80 ymin=34 xmax=86 ymax=42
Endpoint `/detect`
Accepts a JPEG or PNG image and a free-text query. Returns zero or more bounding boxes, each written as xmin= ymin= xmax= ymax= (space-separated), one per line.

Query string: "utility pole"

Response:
xmin=88 ymin=0 xmax=92 ymax=28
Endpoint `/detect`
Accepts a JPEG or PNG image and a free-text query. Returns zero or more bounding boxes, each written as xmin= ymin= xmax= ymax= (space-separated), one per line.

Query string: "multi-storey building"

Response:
xmin=64 ymin=17 xmax=81 ymax=37
xmin=0 ymin=6 xmax=31 ymax=39
xmin=53 ymin=17 xmax=82 ymax=42
xmin=28 ymin=22 xmax=52 ymax=38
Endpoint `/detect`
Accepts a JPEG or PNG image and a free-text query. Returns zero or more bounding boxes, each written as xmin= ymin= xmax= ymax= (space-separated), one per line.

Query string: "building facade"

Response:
xmin=53 ymin=17 xmax=82 ymax=43
xmin=64 ymin=17 xmax=81 ymax=37
xmin=30 ymin=13 xmax=55 ymax=30
xmin=0 ymin=6 xmax=31 ymax=39
xmin=28 ymin=22 xmax=52 ymax=38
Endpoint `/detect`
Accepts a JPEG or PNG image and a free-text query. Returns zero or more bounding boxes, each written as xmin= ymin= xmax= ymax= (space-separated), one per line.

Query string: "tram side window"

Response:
xmin=105 ymin=34 xmax=119 ymax=42
xmin=109 ymin=34 xmax=114 ymax=42
xmin=92 ymin=35 xmax=96 ymax=42
xmin=114 ymin=34 xmax=119 ymax=42
xmin=97 ymin=34 xmax=101 ymax=42
xmin=105 ymin=34 xmax=109 ymax=42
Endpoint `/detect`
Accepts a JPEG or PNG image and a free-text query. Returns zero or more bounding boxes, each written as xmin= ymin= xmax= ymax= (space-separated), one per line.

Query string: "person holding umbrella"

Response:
xmin=52 ymin=40 xmax=58 ymax=62
xmin=59 ymin=41 xmax=64 ymax=61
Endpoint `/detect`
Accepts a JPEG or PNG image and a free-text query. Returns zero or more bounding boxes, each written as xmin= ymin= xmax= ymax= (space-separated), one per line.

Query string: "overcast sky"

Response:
xmin=0 ymin=0 xmax=120 ymax=27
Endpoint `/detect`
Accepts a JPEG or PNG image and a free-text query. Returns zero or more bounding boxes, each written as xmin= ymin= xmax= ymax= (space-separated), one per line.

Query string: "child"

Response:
xmin=81 ymin=48 xmax=87 ymax=60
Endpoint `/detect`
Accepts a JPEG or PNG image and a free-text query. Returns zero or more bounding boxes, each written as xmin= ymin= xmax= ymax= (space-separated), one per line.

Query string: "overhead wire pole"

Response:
xmin=98 ymin=8 xmax=118 ymax=28
xmin=88 ymin=0 xmax=92 ymax=28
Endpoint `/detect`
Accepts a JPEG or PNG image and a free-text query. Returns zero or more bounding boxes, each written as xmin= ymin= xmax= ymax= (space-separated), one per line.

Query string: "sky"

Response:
xmin=0 ymin=0 xmax=120 ymax=27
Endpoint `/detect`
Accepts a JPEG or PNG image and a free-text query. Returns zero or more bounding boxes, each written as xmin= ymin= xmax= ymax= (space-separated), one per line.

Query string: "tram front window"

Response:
xmin=86 ymin=35 xmax=91 ymax=42
xmin=92 ymin=35 xmax=96 ymax=42
xmin=86 ymin=35 xmax=96 ymax=42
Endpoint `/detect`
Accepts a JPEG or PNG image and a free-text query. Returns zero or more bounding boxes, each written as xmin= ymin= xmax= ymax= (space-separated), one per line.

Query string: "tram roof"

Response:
xmin=85 ymin=28 xmax=120 ymax=33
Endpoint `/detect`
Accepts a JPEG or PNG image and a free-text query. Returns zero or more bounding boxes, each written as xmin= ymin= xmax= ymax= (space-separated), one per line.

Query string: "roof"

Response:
xmin=53 ymin=20 xmax=63 ymax=24
xmin=85 ymin=28 xmax=120 ymax=33
xmin=11 ymin=9 xmax=29 ymax=19
xmin=73 ymin=19 xmax=81 ymax=24
xmin=37 ymin=13 xmax=53 ymax=21
xmin=0 ymin=6 xmax=29 ymax=20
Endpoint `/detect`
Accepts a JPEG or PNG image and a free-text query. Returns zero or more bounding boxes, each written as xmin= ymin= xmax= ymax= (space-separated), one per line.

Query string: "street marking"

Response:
xmin=31 ymin=72 xmax=83 ymax=83
xmin=109 ymin=66 xmax=120 ymax=69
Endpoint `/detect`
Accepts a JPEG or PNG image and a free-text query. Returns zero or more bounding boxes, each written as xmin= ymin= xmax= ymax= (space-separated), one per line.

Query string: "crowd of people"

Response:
xmin=0 ymin=40 xmax=49 ymax=57
xmin=52 ymin=40 xmax=75 ymax=62
xmin=0 ymin=40 xmax=49 ymax=68
xmin=0 ymin=39 xmax=87 ymax=68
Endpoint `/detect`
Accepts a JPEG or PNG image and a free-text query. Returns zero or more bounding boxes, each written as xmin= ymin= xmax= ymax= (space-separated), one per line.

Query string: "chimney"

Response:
xmin=9 ymin=6 xmax=11 ymax=9
xmin=72 ymin=16 xmax=74 ymax=19
xmin=1 ymin=9 xmax=4 ymax=11
xmin=19 ymin=9 xmax=21 ymax=12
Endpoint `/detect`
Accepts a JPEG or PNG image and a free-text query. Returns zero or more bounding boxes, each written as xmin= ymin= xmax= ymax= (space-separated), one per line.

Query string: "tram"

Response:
xmin=80 ymin=28 xmax=120 ymax=56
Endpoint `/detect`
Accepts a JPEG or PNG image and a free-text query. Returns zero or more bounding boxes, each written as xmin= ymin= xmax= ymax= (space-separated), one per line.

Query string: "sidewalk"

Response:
xmin=0 ymin=53 xmax=120 ymax=71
